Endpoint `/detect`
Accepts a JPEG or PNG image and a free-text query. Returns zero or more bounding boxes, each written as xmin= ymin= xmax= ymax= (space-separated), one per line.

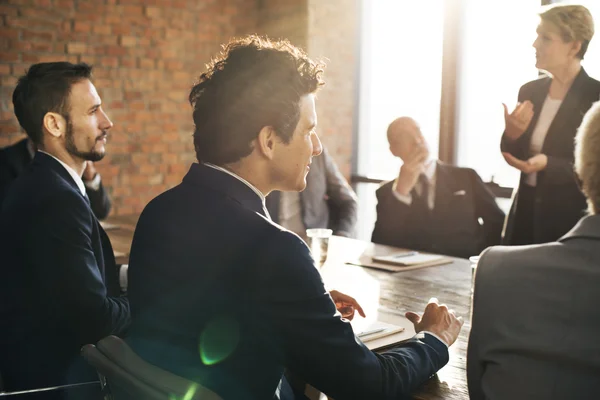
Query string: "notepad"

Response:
xmin=355 ymin=320 xmax=409 ymax=351
xmin=372 ymin=252 xmax=447 ymax=266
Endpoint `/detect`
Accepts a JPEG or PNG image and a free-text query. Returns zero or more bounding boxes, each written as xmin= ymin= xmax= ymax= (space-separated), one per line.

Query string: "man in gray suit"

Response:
xmin=467 ymin=101 xmax=600 ymax=399
xmin=266 ymin=146 xmax=358 ymax=237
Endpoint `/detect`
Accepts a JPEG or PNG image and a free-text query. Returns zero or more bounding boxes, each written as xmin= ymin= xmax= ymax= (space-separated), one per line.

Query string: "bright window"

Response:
xmin=355 ymin=0 xmax=445 ymax=239
xmin=455 ymin=0 xmax=541 ymax=188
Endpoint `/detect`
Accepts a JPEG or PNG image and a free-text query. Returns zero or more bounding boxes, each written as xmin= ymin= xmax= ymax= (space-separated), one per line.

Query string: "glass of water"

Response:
xmin=469 ymin=255 xmax=480 ymax=293
xmin=306 ymin=228 xmax=332 ymax=268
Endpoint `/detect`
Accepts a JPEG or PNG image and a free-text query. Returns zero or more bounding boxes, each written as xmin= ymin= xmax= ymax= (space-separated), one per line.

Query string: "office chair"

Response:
xmin=81 ymin=336 xmax=222 ymax=400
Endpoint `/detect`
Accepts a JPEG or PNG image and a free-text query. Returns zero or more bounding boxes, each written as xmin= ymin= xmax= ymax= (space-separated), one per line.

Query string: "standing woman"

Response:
xmin=501 ymin=4 xmax=600 ymax=245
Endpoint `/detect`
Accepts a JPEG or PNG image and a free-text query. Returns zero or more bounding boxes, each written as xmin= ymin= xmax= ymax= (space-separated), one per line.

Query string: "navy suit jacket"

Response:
xmin=501 ymin=68 xmax=600 ymax=244
xmin=0 ymin=152 xmax=129 ymax=391
xmin=127 ymin=163 xmax=449 ymax=400
xmin=0 ymin=138 xmax=112 ymax=219
xmin=372 ymin=162 xmax=505 ymax=259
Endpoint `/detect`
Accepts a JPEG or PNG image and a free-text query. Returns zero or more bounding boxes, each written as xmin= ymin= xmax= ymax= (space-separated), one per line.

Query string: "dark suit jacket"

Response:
xmin=0 ymin=152 xmax=130 ymax=391
xmin=371 ymin=162 xmax=505 ymax=259
xmin=501 ymin=68 xmax=600 ymax=244
xmin=468 ymin=214 xmax=600 ymax=400
xmin=266 ymin=148 xmax=358 ymax=237
xmin=0 ymin=138 xmax=112 ymax=219
xmin=127 ymin=163 xmax=449 ymax=400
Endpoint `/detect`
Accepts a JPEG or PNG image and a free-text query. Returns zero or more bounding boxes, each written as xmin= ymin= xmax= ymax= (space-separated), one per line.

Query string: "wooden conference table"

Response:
xmin=103 ymin=215 xmax=473 ymax=400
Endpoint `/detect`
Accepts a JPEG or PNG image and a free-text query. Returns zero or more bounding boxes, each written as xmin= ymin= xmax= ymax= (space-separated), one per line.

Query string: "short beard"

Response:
xmin=64 ymin=116 xmax=105 ymax=162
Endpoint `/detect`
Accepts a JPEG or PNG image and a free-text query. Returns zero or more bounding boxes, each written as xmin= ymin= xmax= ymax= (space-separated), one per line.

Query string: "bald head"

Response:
xmin=386 ymin=117 xmax=429 ymax=161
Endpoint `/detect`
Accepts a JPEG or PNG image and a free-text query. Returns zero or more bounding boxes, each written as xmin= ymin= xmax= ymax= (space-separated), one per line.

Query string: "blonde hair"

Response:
xmin=575 ymin=102 xmax=600 ymax=215
xmin=539 ymin=4 xmax=594 ymax=59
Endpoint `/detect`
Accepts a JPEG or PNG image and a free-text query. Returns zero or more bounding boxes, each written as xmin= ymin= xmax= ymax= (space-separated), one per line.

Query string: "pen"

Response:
xmin=392 ymin=251 xmax=417 ymax=259
xmin=357 ymin=327 xmax=386 ymax=338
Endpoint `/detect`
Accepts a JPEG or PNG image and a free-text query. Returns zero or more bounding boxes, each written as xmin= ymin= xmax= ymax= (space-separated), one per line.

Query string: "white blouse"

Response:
xmin=525 ymin=95 xmax=563 ymax=187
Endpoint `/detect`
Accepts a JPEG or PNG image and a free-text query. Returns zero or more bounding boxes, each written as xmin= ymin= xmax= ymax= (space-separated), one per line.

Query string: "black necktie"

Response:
xmin=415 ymin=174 xmax=429 ymax=210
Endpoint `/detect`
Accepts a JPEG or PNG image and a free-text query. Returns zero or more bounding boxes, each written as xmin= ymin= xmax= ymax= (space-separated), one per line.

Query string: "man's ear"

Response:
xmin=256 ymin=125 xmax=278 ymax=160
xmin=42 ymin=112 xmax=67 ymax=139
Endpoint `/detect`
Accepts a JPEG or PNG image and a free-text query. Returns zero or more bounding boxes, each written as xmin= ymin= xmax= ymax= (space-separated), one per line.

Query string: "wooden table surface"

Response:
xmin=103 ymin=215 xmax=472 ymax=400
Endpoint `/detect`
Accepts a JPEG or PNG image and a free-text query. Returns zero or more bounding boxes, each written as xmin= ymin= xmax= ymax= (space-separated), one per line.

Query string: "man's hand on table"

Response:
xmin=405 ymin=297 xmax=463 ymax=346
xmin=329 ymin=290 xmax=366 ymax=321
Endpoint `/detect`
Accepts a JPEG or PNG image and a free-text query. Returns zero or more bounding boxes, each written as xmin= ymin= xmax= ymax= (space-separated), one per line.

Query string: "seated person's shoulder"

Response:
xmin=375 ymin=179 xmax=394 ymax=196
xmin=477 ymin=242 xmax=555 ymax=282
xmin=439 ymin=163 xmax=481 ymax=182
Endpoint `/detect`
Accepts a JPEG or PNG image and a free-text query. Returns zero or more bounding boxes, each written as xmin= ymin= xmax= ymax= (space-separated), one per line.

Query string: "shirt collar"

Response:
xmin=423 ymin=159 xmax=437 ymax=182
xmin=38 ymin=150 xmax=86 ymax=195
xmin=203 ymin=162 xmax=266 ymax=204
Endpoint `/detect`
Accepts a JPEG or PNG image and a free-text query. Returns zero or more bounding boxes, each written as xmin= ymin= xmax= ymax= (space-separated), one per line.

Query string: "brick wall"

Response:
xmin=0 ymin=0 xmax=357 ymax=215
xmin=307 ymin=0 xmax=358 ymax=178
xmin=257 ymin=0 xmax=308 ymax=50
xmin=0 ymin=0 xmax=258 ymax=215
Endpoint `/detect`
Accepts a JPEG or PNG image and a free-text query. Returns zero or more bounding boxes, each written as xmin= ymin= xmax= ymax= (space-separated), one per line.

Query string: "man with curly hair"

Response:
xmin=127 ymin=35 xmax=462 ymax=400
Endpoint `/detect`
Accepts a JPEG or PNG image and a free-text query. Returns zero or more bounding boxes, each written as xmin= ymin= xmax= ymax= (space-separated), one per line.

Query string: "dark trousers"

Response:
xmin=512 ymin=184 xmax=536 ymax=245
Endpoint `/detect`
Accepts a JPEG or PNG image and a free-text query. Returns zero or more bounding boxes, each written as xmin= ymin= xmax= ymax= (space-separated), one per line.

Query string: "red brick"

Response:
xmin=104 ymin=45 xmax=128 ymax=57
xmin=11 ymin=41 xmax=32 ymax=51
xmin=122 ymin=5 xmax=143 ymax=15
xmin=139 ymin=164 xmax=158 ymax=174
xmin=22 ymin=29 xmax=53 ymax=41
xmin=31 ymin=42 xmax=53 ymax=52
xmin=73 ymin=21 xmax=91 ymax=33
xmin=0 ymin=28 xmax=20 ymax=39
xmin=129 ymin=101 xmax=146 ymax=111
xmin=120 ymin=57 xmax=136 ymax=68
xmin=1 ymin=75 xmax=17 ymax=86
xmin=0 ymin=64 xmax=10 ymax=74
xmin=93 ymin=25 xmax=112 ymax=35
xmin=124 ymin=91 xmax=142 ymax=101
xmin=138 ymin=58 xmax=154 ymax=69
xmin=55 ymin=0 xmax=74 ymax=8
xmin=67 ymin=42 xmax=86 ymax=54
xmin=19 ymin=7 xmax=60 ymax=20
xmin=0 ymin=6 xmax=19 ymax=17
xmin=145 ymin=6 xmax=160 ymax=18
xmin=165 ymin=59 xmax=183 ymax=71
xmin=37 ymin=54 xmax=67 ymax=63
xmin=120 ymin=36 xmax=137 ymax=47
xmin=61 ymin=20 xmax=72 ymax=32
xmin=101 ymin=56 xmax=119 ymax=68
xmin=0 ymin=51 xmax=20 ymax=62
xmin=32 ymin=0 xmax=52 ymax=6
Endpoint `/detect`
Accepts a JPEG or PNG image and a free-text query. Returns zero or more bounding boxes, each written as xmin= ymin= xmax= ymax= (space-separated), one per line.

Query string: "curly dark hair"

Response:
xmin=189 ymin=35 xmax=325 ymax=165
xmin=12 ymin=62 xmax=93 ymax=147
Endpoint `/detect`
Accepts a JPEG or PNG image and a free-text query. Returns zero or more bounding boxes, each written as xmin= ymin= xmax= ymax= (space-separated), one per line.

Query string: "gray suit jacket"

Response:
xmin=468 ymin=214 xmax=600 ymax=400
xmin=266 ymin=148 xmax=358 ymax=237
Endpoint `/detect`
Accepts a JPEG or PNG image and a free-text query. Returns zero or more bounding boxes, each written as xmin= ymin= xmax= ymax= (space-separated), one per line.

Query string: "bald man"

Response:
xmin=371 ymin=117 xmax=505 ymax=259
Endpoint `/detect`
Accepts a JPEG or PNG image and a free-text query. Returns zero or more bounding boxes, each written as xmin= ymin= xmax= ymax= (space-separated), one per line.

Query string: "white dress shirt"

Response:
xmin=391 ymin=160 xmax=437 ymax=210
xmin=204 ymin=162 xmax=271 ymax=220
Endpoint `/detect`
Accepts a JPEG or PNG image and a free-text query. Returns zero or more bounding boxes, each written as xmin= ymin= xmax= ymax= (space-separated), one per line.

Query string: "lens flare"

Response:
xmin=199 ymin=316 xmax=240 ymax=365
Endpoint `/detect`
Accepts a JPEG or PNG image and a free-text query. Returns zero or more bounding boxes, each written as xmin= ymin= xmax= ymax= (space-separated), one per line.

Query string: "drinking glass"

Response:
xmin=306 ymin=228 xmax=332 ymax=268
